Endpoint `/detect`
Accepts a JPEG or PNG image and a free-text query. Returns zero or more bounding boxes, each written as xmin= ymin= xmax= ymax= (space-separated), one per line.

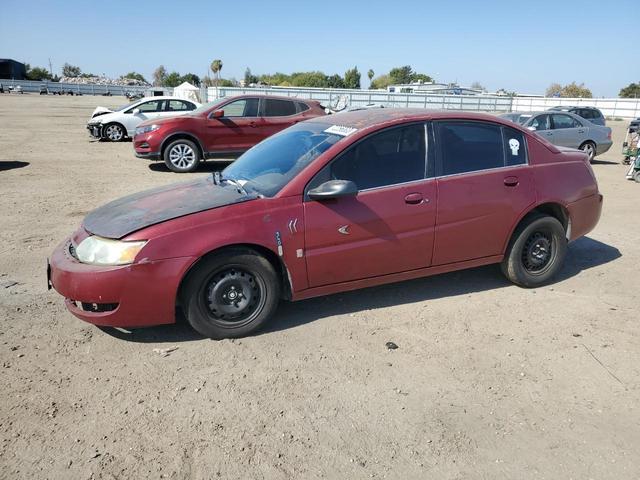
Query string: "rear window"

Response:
xmin=296 ymin=101 xmax=310 ymax=113
xmin=264 ymin=99 xmax=296 ymax=117
xmin=437 ymin=122 xmax=504 ymax=175
xmin=503 ymin=127 xmax=527 ymax=166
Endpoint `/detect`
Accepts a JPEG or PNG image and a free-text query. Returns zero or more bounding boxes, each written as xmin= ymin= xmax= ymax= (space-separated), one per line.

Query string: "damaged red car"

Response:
xmin=48 ymin=109 xmax=603 ymax=339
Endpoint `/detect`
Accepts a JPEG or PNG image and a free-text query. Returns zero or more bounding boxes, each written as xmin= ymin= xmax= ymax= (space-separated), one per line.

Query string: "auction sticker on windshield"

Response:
xmin=324 ymin=125 xmax=357 ymax=136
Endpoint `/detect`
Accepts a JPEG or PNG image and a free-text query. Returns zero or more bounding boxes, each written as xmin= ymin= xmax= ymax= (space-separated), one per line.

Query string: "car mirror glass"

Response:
xmin=212 ymin=110 xmax=224 ymax=119
xmin=527 ymin=126 xmax=536 ymax=131
xmin=132 ymin=108 xmax=141 ymax=115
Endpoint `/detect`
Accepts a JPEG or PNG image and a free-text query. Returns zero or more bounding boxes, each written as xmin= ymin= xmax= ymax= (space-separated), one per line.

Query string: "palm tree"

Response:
xmin=210 ymin=59 xmax=223 ymax=95
xmin=367 ymin=69 xmax=374 ymax=82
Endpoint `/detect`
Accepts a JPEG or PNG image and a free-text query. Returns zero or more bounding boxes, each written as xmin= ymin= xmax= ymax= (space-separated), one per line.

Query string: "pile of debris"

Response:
xmin=60 ymin=75 xmax=150 ymax=87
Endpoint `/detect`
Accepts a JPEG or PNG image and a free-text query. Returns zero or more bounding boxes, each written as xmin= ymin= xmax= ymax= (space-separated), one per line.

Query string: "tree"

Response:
xmin=290 ymin=71 xmax=329 ymax=88
xmin=470 ymin=81 xmax=486 ymax=92
xmin=620 ymin=82 xmax=640 ymax=98
xmin=370 ymin=74 xmax=393 ymax=90
xmin=344 ymin=66 xmax=361 ymax=89
xmin=153 ymin=65 xmax=167 ymax=86
xmin=122 ymin=71 xmax=147 ymax=83
xmin=326 ymin=74 xmax=345 ymax=89
xmin=62 ymin=63 xmax=81 ymax=77
xmin=163 ymin=71 xmax=182 ymax=87
xmin=244 ymin=68 xmax=258 ymax=86
xmin=180 ymin=73 xmax=201 ymax=86
xmin=389 ymin=65 xmax=414 ymax=84
xmin=367 ymin=69 xmax=374 ymax=83
xmin=561 ymin=82 xmax=592 ymax=98
xmin=210 ymin=59 xmax=223 ymax=88
xmin=25 ymin=64 xmax=52 ymax=81
xmin=546 ymin=83 xmax=562 ymax=97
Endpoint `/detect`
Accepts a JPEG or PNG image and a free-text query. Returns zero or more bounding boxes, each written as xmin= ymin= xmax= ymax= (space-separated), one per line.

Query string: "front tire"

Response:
xmin=181 ymin=249 xmax=281 ymax=339
xmin=103 ymin=123 xmax=125 ymax=142
xmin=164 ymin=139 xmax=201 ymax=173
xmin=501 ymin=214 xmax=567 ymax=288
xmin=579 ymin=141 xmax=596 ymax=162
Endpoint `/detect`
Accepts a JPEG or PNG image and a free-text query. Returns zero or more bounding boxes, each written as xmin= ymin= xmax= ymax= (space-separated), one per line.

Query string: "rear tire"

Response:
xmin=164 ymin=139 xmax=201 ymax=173
xmin=579 ymin=141 xmax=596 ymax=162
xmin=181 ymin=249 xmax=281 ymax=339
xmin=501 ymin=214 xmax=567 ymax=288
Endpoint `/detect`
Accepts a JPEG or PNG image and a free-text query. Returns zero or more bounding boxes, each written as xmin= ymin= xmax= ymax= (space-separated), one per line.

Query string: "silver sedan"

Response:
xmin=500 ymin=111 xmax=612 ymax=161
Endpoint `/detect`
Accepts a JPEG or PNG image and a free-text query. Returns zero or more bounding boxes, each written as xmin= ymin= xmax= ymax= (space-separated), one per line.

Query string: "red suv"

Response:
xmin=49 ymin=109 xmax=602 ymax=339
xmin=133 ymin=94 xmax=326 ymax=172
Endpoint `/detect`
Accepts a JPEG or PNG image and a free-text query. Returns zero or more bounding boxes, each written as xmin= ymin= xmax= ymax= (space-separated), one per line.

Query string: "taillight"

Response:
xmin=607 ymin=130 xmax=612 ymax=140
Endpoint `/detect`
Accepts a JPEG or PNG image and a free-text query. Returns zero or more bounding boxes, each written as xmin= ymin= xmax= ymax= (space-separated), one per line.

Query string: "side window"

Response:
xmin=166 ymin=100 xmax=190 ymax=111
xmin=296 ymin=101 xmax=310 ymax=113
xmin=136 ymin=100 xmax=163 ymax=112
xmin=437 ymin=121 xmax=504 ymax=175
xmin=552 ymin=114 xmax=580 ymax=129
xmin=218 ymin=98 xmax=259 ymax=117
xmin=529 ymin=114 xmax=551 ymax=131
xmin=503 ymin=127 xmax=527 ymax=166
xmin=264 ymin=99 xmax=297 ymax=117
xmin=321 ymin=124 xmax=426 ymax=190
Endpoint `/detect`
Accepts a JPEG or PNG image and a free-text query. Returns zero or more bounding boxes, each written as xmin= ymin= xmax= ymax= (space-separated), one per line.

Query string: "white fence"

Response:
xmin=0 ymin=78 xmax=148 ymax=96
xmin=208 ymin=86 xmax=640 ymax=119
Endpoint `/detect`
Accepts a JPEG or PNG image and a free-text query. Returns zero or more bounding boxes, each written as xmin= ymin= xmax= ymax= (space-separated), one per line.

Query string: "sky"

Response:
xmin=1 ymin=0 xmax=638 ymax=97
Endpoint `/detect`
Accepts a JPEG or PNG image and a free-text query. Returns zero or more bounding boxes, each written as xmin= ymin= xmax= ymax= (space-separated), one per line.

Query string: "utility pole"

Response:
xmin=48 ymin=58 xmax=53 ymax=77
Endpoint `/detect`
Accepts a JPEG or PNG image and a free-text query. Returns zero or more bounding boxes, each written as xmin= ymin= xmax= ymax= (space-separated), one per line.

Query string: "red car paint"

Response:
xmin=133 ymin=94 xmax=326 ymax=161
xmin=49 ymin=109 xmax=602 ymax=329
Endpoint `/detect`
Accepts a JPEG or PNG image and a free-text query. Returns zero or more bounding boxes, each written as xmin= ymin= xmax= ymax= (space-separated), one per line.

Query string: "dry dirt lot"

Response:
xmin=0 ymin=95 xmax=638 ymax=479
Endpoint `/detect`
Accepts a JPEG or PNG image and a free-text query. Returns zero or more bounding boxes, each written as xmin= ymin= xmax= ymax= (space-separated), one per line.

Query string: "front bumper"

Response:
xmin=134 ymin=150 xmax=161 ymax=160
xmin=49 ymin=237 xmax=195 ymax=328
xmin=134 ymin=133 xmax=162 ymax=160
xmin=87 ymin=123 xmax=102 ymax=139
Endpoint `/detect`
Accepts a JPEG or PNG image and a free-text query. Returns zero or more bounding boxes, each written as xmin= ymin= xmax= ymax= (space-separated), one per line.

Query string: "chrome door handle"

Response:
xmin=404 ymin=193 xmax=424 ymax=204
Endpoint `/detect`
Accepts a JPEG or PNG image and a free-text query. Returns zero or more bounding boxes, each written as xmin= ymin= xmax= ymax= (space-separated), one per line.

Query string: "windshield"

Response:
xmin=223 ymin=122 xmax=343 ymax=197
xmin=191 ymin=98 xmax=227 ymax=115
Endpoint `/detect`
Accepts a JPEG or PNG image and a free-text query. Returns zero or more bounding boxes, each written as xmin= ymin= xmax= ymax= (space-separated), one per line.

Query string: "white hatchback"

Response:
xmin=86 ymin=96 xmax=201 ymax=142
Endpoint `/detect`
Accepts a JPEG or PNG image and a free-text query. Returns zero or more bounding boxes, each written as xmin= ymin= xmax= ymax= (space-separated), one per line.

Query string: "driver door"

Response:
xmin=303 ymin=123 xmax=437 ymax=287
xmin=126 ymin=99 xmax=165 ymax=134
xmin=205 ymin=97 xmax=264 ymax=154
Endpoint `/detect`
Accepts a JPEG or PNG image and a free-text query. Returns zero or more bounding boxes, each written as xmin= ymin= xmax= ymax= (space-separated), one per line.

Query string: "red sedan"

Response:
xmin=133 ymin=94 xmax=326 ymax=172
xmin=49 ymin=109 xmax=602 ymax=339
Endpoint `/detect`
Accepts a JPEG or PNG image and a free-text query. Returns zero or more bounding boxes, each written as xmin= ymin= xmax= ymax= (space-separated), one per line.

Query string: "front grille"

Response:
xmin=69 ymin=299 xmax=119 ymax=313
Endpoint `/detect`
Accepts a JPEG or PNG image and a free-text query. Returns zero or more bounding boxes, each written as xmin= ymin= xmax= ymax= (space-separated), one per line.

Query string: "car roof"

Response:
xmin=137 ymin=96 xmax=197 ymax=102
xmin=306 ymin=108 xmax=522 ymax=130
xmin=550 ymin=105 xmax=600 ymax=110
xmin=219 ymin=94 xmax=319 ymax=104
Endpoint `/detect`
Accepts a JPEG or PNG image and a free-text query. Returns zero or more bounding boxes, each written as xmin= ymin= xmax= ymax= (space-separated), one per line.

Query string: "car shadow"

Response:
xmin=591 ymin=159 xmax=619 ymax=165
xmin=0 ymin=161 xmax=29 ymax=172
xmin=98 ymin=236 xmax=620 ymax=343
xmin=148 ymin=161 xmax=233 ymax=174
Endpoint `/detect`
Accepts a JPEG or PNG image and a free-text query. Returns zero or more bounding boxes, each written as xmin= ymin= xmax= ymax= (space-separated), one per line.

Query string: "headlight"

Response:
xmin=135 ymin=124 xmax=159 ymax=136
xmin=75 ymin=236 xmax=147 ymax=266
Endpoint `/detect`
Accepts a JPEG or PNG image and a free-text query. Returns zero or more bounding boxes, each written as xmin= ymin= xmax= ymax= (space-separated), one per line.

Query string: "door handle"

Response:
xmin=577 ymin=129 xmax=585 ymax=133
xmin=504 ymin=176 xmax=519 ymax=187
xmin=544 ymin=132 xmax=553 ymax=136
xmin=249 ymin=121 xmax=257 ymax=128
xmin=404 ymin=193 xmax=424 ymax=204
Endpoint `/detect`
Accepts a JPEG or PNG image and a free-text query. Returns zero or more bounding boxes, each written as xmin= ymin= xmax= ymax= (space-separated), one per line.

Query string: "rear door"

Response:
xmin=550 ymin=113 xmax=585 ymax=148
xmin=164 ymin=99 xmax=197 ymax=118
xmin=260 ymin=98 xmax=300 ymax=139
xmin=433 ymin=121 xmax=535 ymax=265
xmin=303 ymin=123 xmax=437 ymax=287
xmin=204 ymin=97 xmax=262 ymax=153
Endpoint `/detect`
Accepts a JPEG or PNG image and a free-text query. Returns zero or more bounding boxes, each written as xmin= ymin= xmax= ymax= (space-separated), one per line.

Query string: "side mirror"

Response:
xmin=212 ymin=110 xmax=224 ymax=118
xmin=527 ymin=126 xmax=536 ymax=131
xmin=132 ymin=108 xmax=141 ymax=115
xmin=308 ymin=180 xmax=358 ymax=201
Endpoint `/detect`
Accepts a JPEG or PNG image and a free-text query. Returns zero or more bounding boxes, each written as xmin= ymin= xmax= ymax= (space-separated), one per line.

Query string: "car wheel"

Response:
xmin=181 ymin=248 xmax=281 ymax=339
xmin=164 ymin=139 xmax=201 ymax=173
xmin=103 ymin=123 xmax=125 ymax=142
xmin=579 ymin=141 xmax=596 ymax=162
xmin=501 ymin=214 xmax=567 ymax=288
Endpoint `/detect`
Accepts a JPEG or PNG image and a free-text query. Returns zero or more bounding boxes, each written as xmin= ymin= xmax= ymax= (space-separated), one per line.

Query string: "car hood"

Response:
xmin=91 ymin=106 xmax=114 ymax=118
xmin=83 ymin=176 xmax=257 ymax=239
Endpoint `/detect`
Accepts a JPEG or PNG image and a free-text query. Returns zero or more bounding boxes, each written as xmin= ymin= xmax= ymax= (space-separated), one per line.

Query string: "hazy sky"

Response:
xmin=2 ymin=0 xmax=638 ymax=96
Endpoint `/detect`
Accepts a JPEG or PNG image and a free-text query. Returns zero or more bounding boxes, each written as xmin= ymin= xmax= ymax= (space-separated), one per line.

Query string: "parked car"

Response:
xmin=48 ymin=109 xmax=603 ymax=339
xmin=133 ymin=94 xmax=326 ymax=172
xmin=500 ymin=111 xmax=612 ymax=161
xmin=629 ymin=118 xmax=640 ymax=133
xmin=86 ymin=96 xmax=200 ymax=142
xmin=39 ymin=85 xmax=48 ymax=95
xmin=548 ymin=106 xmax=606 ymax=126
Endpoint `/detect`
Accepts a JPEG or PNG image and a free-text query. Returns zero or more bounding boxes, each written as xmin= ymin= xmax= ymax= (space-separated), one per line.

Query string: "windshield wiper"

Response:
xmin=222 ymin=176 xmax=248 ymax=196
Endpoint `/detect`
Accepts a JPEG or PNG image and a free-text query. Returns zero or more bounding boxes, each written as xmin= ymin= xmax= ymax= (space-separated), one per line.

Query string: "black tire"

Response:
xmin=181 ymin=248 xmax=281 ymax=339
xmin=164 ymin=139 xmax=201 ymax=173
xmin=579 ymin=141 xmax=596 ymax=162
xmin=103 ymin=123 xmax=125 ymax=142
xmin=501 ymin=214 xmax=567 ymax=288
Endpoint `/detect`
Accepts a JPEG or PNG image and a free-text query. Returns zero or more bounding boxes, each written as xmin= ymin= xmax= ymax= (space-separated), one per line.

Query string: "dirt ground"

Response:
xmin=0 ymin=95 xmax=638 ymax=480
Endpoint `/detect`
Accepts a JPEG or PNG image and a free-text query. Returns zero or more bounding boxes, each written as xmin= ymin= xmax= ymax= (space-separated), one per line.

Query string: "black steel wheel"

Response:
xmin=181 ymin=248 xmax=281 ymax=339
xmin=501 ymin=214 xmax=567 ymax=288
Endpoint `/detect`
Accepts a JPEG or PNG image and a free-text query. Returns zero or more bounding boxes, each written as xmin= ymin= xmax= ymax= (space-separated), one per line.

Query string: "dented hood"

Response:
xmin=83 ymin=176 xmax=256 ymax=239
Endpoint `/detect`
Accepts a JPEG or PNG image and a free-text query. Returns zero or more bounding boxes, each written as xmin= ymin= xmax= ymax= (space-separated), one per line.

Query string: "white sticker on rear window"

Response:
xmin=324 ymin=125 xmax=357 ymax=137
xmin=508 ymin=138 xmax=520 ymax=156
